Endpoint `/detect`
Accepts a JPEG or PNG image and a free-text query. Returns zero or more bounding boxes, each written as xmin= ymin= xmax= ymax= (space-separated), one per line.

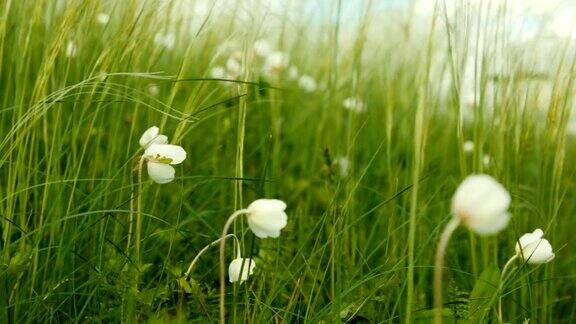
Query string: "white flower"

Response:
xmin=254 ymin=39 xmax=272 ymax=57
xmin=147 ymin=84 xmax=160 ymax=96
xmin=226 ymin=56 xmax=242 ymax=77
xmin=154 ymin=32 xmax=175 ymax=50
xmin=263 ymin=51 xmax=289 ymax=75
xmin=483 ymin=155 xmax=491 ymax=167
xmin=139 ymin=126 xmax=168 ymax=149
xmin=451 ymin=174 xmax=511 ymax=235
xmin=343 ymin=97 xmax=366 ymax=113
xmin=143 ymin=144 xmax=186 ymax=184
xmin=96 ymin=13 xmax=110 ymax=25
xmin=228 ymin=258 xmax=256 ymax=283
xmin=463 ymin=141 xmax=474 ymax=153
xmin=66 ymin=41 xmax=78 ymax=58
xmin=288 ymin=66 xmax=299 ymax=80
xmin=334 ymin=156 xmax=350 ymax=178
xmin=515 ymin=229 xmax=555 ymax=264
xmin=298 ymin=75 xmax=317 ymax=92
xmin=210 ymin=66 xmax=226 ymax=79
xmin=246 ymin=199 xmax=288 ymax=238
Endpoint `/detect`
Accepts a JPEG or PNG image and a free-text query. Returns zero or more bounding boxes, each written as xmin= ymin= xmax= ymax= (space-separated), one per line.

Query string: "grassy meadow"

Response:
xmin=0 ymin=0 xmax=575 ymax=322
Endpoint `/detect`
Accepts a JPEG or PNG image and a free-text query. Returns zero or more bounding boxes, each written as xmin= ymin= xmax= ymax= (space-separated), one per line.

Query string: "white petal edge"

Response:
xmin=144 ymin=144 xmax=187 ymax=164
xmin=147 ymin=161 xmax=175 ymax=184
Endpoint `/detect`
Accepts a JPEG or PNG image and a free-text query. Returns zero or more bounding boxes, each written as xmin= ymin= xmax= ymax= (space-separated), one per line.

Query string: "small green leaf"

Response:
xmin=467 ymin=266 xmax=501 ymax=323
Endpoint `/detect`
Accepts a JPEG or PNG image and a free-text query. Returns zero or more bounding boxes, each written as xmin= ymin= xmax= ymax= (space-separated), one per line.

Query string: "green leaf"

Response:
xmin=467 ymin=266 xmax=501 ymax=323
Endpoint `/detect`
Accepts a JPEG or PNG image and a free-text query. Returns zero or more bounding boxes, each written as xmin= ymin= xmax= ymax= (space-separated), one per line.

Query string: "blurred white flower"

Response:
xmin=66 ymin=41 xmax=78 ymax=58
xmin=451 ymin=174 xmax=511 ymax=235
xmin=343 ymin=97 xmax=366 ymax=113
xmin=143 ymin=144 xmax=187 ymax=184
xmin=154 ymin=32 xmax=176 ymax=50
xmin=515 ymin=228 xmax=555 ymax=264
xmin=139 ymin=126 xmax=168 ymax=149
xmin=96 ymin=13 xmax=110 ymax=25
xmin=210 ymin=66 xmax=227 ymax=79
xmin=483 ymin=154 xmax=491 ymax=167
xmin=298 ymin=75 xmax=317 ymax=93
xmin=334 ymin=156 xmax=350 ymax=178
xmin=147 ymin=84 xmax=160 ymax=96
xmin=288 ymin=66 xmax=299 ymax=80
xmin=463 ymin=140 xmax=474 ymax=153
xmin=246 ymin=199 xmax=288 ymax=238
xmin=263 ymin=51 xmax=289 ymax=76
xmin=228 ymin=258 xmax=256 ymax=283
xmin=226 ymin=56 xmax=243 ymax=78
xmin=254 ymin=39 xmax=272 ymax=57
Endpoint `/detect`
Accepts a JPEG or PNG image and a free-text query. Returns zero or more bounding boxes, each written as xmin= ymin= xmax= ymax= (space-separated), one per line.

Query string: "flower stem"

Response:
xmin=185 ymin=234 xmax=241 ymax=279
xmin=434 ymin=217 xmax=460 ymax=324
xmin=134 ymin=156 xmax=145 ymax=269
xmin=497 ymin=255 xmax=518 ymax=323
xmin=219 ymin=209 xmax=248 ymax=323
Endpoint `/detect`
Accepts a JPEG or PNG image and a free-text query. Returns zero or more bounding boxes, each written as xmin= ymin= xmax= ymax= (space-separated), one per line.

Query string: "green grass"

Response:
xmin=1 ymin=0 xmax=575 ymax=322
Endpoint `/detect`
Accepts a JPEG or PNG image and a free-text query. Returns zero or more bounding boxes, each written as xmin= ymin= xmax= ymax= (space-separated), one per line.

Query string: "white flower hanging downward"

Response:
xmin=219 ymin=198 xmax=288 ymax=322
xmin=451 ymin=174 xmax=511 ymax=235
xmin=246 ymin=199 xmax=288 ymax=238
xmin=434 ymin=174 xmax=511 ymax=324
xmin=498 ymin=228 xmax=555 ymax=321
xmin=228 ymin=258 xmax=256 ymax=283
xmin=515 ymin=228 xmax=555 ymax=264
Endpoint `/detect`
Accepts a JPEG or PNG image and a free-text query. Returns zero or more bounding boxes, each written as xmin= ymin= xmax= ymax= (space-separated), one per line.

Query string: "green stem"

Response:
xmin=134 ymin=156 xmax=145 ymax=269
xmin=219 ymin=209 xmax=248 ymax=323
xmin=185 ymin=234 xmax=241 ymax=279
xmin=498 ymin=255 xmax=518 ymax=323
xmin=434 ymin=217 xmax=461 ymax=324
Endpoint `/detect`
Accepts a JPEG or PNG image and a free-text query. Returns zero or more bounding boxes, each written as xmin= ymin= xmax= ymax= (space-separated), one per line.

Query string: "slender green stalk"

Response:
xmin=185 ymin=234 xmax=241 ymax=279
xmin=434 ymin=218 xmax=461 ymax=324
xmin=134 ymin=156 xmax=145 ymax=269
xmin=498 ymin=255 xmax=518 ymax=323
xmin=219 ymin=209 xmax=248 ymax=323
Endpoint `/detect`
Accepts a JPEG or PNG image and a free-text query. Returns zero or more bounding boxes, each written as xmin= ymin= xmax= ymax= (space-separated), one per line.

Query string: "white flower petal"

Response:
xmin=144 ymin=144 xmax=187 ymax=164
xmin=515 ymin=228 xmax=544 ymax=255
xmin=246 ymin=199 xmax=288 ymax=238
xmin=515 ymin=229 xmax=555 ymax=264
xmin=228 ymin=258 xmax=256 ymax=283
xmin=147 ymin=162 xmax=175 ymax=184
xmin=451 ymin=174 xmax=511 ymax=235
xmin=139 ymin=126 xmax=160 ymax=148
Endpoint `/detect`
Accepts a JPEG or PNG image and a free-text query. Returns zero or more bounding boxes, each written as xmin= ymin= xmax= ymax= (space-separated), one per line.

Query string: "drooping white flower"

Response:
xmin=343 ymin=97 xmax=366 ymax=113
xmin=66 ymin=41 xmax=78 ymax=58
xmin=463 ymin=140 xmax=474 ymax=153
xmin=451 ymin=174 xmax=511 ymax=235
xmin=515 ymin=229 xmax=555 ymax=264
xmin=139 ymin=126 xmax=168 ymax=149
xmin=228 ymin=258 xmax=256 ymax=283
xmin=96 ymin=13 xmax=110 ymax=25
xmin=246 ymin=199 xmax=288 ymax=238
xmin=254 ymin=39 xmax=272 ymax=57
xmin=143 ymin=144 xmax=186 ymax=184
xmin=298 ymin=75 xmax=317 ymax=93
